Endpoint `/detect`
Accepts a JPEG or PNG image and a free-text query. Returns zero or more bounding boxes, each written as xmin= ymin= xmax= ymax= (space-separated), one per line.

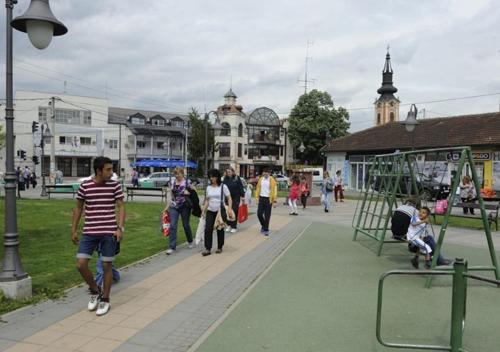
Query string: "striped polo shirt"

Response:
xmin=77 ymin=179 xmax=124 ymax=236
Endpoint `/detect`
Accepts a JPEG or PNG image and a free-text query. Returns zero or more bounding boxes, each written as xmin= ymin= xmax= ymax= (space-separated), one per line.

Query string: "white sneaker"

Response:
xmin=166 ymin=248 xmax=175 ymax=255
xmin=230 ymin=228 xmax=237 ymax=233
xmin=225 ymin=226 xmax=231 ymax=232
xmin=88 ymin=291 xmax=101 ymax=311
xmin=188 ymin=242 xmax=194 ymax=249
xmin=96 ymin=301 xmax=110 ymax=316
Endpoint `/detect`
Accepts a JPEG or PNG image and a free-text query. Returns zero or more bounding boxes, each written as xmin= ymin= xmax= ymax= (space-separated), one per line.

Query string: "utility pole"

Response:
xmin=49 ymin=96 xmax=56 ymax=183
xmin=118 ymin=124 xmax=122 ymax=177
xmin=184 ymin=121 xmax=189 ymax=177
xmin=297 ymin=40 xmax=315 ymax=94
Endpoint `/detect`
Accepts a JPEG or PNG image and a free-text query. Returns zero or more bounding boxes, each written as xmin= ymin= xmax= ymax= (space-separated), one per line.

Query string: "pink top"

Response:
xmin=289 ymin=183 xmax=300 ymax=200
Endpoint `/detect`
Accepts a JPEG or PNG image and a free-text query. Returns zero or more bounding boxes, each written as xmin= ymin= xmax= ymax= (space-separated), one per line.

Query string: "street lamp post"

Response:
xmin=2 ymin=0 xmax=67 ymax=299
xmin=203 ymin=111 xmax=222 ymax=188
xmin=298 ymin=142 xmax=306 ymax=164
xmin=39 ymin=123 xmax=50 ymax=197
xmin=403 ymin=104 xmax=419 ymax=150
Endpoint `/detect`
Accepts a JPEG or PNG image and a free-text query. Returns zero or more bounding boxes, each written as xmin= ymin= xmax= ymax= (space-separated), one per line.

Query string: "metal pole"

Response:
xmin=0 ymin=0 xmax=30 ymax=288
xmin=40 ymin=124 xmax=48 ymax=197
xmin=118 ymin=124 xmax=121 ymax=178
xmin=184 ymin=121 xmax=188 ymax=177
xmin=283 ymin=127 xmax=287 ymax=174
xmin=450 ymin=258 xmax=467 ymax=352
xmin=204 ymin=113 xmax=208 ymax=188
xmin=49 ymin=96 xmax=56 ymax=183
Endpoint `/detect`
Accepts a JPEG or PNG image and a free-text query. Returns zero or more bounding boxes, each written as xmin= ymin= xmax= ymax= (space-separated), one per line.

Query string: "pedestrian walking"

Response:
xmin=299 ymin=176 xmax=309 ymax=209
xmin=333 ymin=170 xmax=344 ymax=202
xmin=288 ymin=176 xmax=300 ymax=215
xmin=255 ymin=168 xmax=278 ymax=236
xmin=72 ymin=157 xmax=125 ymax=316
xmin=223 ymin=166 xmax=246 ymax=233
xmin=131 ymin=168 xmax=139 ymax=188
xmin=16 ymin=166 xmax=24 ymax=198
xmin=30 ymin=171 xmax=37 ymax=189
xmin=201 ymin=169 xmax=234 ymax=256
xmin=163 ymin=166 xmax=194 ymax=255
xmin=55 ymin=169 xmax=63 ymax=184
xmin=321 ymin=171 xmax=334 ymax=212
xmin=23 ymin=166 xmax=30 ymax=190
xmin=459 ymin=176 xmax=476 ymax=215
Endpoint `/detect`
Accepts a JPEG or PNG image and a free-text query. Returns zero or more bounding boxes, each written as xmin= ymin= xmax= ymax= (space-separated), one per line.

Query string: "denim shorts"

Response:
xmin=77 ymin=235 xmax=117 ymax=262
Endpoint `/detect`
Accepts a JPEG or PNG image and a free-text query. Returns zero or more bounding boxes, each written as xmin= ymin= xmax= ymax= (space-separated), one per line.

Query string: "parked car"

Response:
xmin=139 ymin=172 xmax=174 ymax=188
xmin=78 ymin=172 xmax=119 ymax=183
xmin=273 ymin=173 xmax=289 ymax=183
xmin=372 ymin=173 xmax=450 ymax=201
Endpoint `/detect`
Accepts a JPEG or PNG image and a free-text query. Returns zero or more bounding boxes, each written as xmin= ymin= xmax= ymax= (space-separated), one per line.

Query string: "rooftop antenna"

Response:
xmin=63 ymin=80 xmax=67 ymax=94
xmin=297 ymin=40 xmax=316 ymax=94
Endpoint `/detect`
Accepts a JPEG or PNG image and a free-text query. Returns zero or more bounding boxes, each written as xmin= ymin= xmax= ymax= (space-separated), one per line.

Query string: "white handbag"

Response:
xmin=194 ymin=217 xmax=205 ymax=245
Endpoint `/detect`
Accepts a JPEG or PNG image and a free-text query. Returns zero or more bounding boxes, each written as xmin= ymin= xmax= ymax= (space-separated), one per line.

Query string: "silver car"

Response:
xmin=139 ymin=172 xmax=174 ymax=188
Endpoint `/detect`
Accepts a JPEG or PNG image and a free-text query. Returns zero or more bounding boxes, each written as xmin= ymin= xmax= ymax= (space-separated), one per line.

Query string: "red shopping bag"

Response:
xmin=161 ymin=211 xmax=171 ymax=237
xmin=238 ymin=203 xmax=248 ymax=223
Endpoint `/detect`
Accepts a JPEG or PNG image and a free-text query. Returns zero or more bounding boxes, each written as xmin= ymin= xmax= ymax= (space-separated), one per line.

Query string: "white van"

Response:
xmin=303 ymin=167 xmax=323 ymax=184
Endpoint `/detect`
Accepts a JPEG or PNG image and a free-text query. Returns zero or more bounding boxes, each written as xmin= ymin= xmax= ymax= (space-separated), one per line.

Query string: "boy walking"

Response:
xmin=72 ymin=157 xmax=125 ymax=316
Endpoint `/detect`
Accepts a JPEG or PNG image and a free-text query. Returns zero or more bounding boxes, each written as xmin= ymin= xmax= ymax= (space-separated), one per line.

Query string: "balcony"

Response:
xmin=252 ymin=155 xmax=278 ymax=164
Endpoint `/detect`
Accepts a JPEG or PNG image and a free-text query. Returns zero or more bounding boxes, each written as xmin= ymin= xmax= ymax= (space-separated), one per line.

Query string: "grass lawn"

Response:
xmin=0 ymin=199 xmax=199 ymax=314
xmin=433 ymin=214 xmax=498 ymax=231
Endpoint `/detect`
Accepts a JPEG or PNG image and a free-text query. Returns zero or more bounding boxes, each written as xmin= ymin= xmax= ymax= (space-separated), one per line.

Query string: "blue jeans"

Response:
xmin=424 ymin=236 xmax=447 ymax=265
xmin=169 ymin=205 xmax=193 ymax=250
xmin=77 ymin=235 xmax=117 ymax=262
xmin=322 ymin=192 xmax=333 ymax=210
xmin=95 ymin=256 xmax=120 ymax=287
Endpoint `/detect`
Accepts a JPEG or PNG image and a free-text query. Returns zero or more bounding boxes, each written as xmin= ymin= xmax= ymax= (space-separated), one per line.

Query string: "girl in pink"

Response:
xmin=288 ymin=176 xmax=300 ymax=215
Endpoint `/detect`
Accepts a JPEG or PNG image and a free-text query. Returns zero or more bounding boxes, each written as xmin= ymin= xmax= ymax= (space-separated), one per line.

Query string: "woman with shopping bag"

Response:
xmin=201 ymin=169 xmax=234 ymax=256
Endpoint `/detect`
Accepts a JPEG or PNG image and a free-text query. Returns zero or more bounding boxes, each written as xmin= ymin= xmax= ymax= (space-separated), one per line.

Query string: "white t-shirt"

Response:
xmin=406 ymin=215 xmax=428 ymax=241
xmin=206 ymin=184 xmax=230 ymax=212
xmin=260 ymin=177 xmax=271 ymax=197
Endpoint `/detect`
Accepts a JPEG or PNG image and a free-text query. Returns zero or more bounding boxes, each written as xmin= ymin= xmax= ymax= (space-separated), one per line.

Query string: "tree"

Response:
xmin=188 ymin=108 xmax=214 ymax=177
xmin=288 ymin=89 xmax=350 ymax=164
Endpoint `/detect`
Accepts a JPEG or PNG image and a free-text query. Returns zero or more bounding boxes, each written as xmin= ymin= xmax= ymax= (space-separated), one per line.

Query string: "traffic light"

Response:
xmin=20 ymin=150 xmax=26 ymax=160
xmin=32 ymin=155 xmax=39 ymax=165
xmin=32 ymin=121 xmax=39 ymax=133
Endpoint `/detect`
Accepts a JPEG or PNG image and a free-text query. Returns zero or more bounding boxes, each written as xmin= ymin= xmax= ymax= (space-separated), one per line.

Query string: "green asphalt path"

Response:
xmin=197 ymin=222 xmax=500 ymax=352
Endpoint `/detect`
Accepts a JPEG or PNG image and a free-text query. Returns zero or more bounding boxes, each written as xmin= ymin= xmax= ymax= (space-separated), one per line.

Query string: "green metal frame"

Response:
xmin=377 ymin=259 xmax=500 ymax=352
xmin=352 ymin=147 xmax=500 ymax=283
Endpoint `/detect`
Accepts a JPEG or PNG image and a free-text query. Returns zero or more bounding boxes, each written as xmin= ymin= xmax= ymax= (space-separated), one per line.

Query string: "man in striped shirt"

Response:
xmin=72 ymin=157 xmax=125 ymax=316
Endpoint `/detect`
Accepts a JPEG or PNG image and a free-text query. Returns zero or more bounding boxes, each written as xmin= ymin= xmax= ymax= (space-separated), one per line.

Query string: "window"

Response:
xmin=137 ymin=141 xmax=146 ymax=148
xmin=244 ymin=145 xmax=248 ymax=155
xmin=131 ymin=117 xmax=145 ymax=125
xmin=38 ymin=107 xmax=48 ymax=122
xmin=171 ymin=119 xmax=184 ymax=128
xmin=238 ymin=123 xmax=243 ymax=137
xmin=80 ymin=137 xmax=92 ymax=146
xmin=238 ymin=143 xmax=242 ymax=158
xmin=83 ymin=111 xmax=91 ymax=125
xmin=220 ymin=123 xmax=231 ymax=136
xmin=157 ymin=142 xmax=165 ymax=149
xmin=59 ymin=136 xmax=67 ymax=145
xmin=57 ymin=157 xmax=72 ymax=177
xmin=109 ymin=140 xmax=118 ymax=149
xmin=152 ymin=118 xmax=165 ymax=126
xmin=219 ymin=143 xmax=230 ymax=157
xmin=76 ymin=158 xmax=91 ymax=177
xmin=390 ymin=112 xmax=395 ymax=122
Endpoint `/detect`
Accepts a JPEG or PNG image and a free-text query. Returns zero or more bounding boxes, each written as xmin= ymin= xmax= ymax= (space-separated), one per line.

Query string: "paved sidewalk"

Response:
xmin=0 ymin=199 xmax=497 ymax=351
xmin=0 ymin=209 xmax=307 ymax=352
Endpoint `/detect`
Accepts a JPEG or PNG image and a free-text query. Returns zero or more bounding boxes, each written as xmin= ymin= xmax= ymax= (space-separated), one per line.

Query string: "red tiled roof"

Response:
xmin=323 ymin=112 xmax=500 ymax=153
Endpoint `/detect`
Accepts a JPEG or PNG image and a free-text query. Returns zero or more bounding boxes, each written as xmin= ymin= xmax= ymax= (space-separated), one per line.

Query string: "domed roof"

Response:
xmin=247 ymin=107 xmax=280 ymax=126
xmin=224 ymin=88 xmax=237 ymax=99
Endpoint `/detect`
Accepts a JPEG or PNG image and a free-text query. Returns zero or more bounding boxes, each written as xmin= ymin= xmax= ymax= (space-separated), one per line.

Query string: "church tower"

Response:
xmin=374 ymin=50 xmax=400 ymax=126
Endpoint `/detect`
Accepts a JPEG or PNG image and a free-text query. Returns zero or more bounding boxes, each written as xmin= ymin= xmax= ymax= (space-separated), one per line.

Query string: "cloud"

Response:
xmin=0 ymin=0 xmax=498 ymax=132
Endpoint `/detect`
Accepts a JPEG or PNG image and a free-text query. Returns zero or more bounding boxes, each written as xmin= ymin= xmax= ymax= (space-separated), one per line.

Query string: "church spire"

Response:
xmin=377 ymin=49 xmax=398 ymax=96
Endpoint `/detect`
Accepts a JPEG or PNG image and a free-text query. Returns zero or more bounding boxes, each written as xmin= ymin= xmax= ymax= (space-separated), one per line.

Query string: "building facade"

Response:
xmin=323 ymin=113 xmax=500 ymax=191
xmin=108 ymin=107 xmax=188 ymax=178
xmin=0 ymin=91 xmax=189 ymax=181
xmin=213 ymin=89 xmax=293 ymax=177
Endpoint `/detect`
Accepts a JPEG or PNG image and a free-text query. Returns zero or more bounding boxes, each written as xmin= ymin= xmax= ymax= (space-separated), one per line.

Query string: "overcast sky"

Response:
xmin=1 ymin=0 xmax=500 ymax=131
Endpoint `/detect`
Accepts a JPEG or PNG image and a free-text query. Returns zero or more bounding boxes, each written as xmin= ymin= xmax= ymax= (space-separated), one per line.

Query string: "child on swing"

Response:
xmin=407 ymin=206 xmax=433 ymax=269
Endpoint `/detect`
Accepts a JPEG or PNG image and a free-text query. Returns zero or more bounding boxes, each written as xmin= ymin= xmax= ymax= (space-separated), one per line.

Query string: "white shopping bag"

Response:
xmin=195 ymin=216 xmax=205 ymax=245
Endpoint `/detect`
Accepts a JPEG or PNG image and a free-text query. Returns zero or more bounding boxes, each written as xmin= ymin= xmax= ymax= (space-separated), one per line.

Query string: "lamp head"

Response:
xmin=11 ymin=0 xmax=67 ymax=50
xmin=403 ymin=104 xmax=419 ymax=133
xmin=298 ymin=142 xmax=306 ymax=153
xmin=212 ymin=119 xmax=222 ymax=136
